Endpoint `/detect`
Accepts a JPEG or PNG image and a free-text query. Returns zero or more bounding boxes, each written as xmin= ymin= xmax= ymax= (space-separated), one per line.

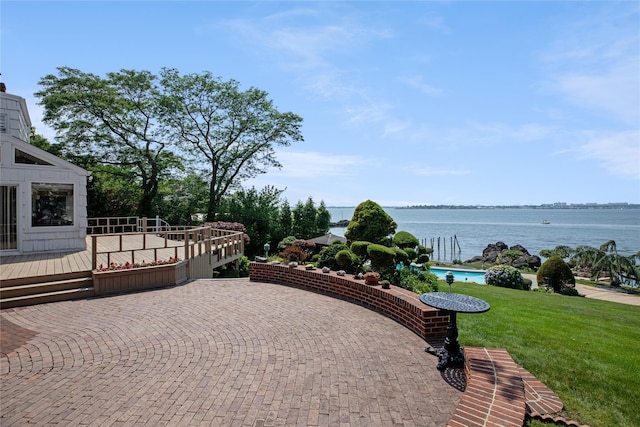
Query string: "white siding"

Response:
xmin=0 ymin=91 xmax=90 ymax=254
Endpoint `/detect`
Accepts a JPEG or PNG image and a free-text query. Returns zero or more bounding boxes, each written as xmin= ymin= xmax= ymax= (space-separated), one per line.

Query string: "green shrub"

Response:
xmin=392 ymin=247 xmax=408 ymax=265
xmin=403 ymin=247 xmax=417 ymax=261
xmin=484 ymin=265 xmax=525 ymax=289
xmin=522 ymin=277 xmax=533 ymax=290
xmin=417 ymin=254 xmax=430 ymax=264
xmin=392 ymin=231 xmax=419 ymax=249
xmin=334 ymin=249 xmax=359 ymax=273
xmin=238 ymin=256 xmax=250 ymax=277
xmin=392 ymin=267 xmax=439 ymax=294
xmin=417 ymin=245 xmax=433 ymax=255
xmin=350 ymin=241 xmax=371 ymax=259
xmin=335 ymin=249 xmax=353 ymax=267
xmin=560 ymin=287 xmax=581 ymax=296
xmin=367 ymin=244 xmax=396 ymax=271
xmin=537 ymin=256 xmax=576 ymax=293
xmin=317 ymin=241 xmax=350 ymax=271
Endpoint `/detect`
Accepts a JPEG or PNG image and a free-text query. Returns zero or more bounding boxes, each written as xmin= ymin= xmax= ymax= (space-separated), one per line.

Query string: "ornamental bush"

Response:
xmin=485 ymin=265 xmax=525 ymax=290
xmin=417 ymin=254 xmax=430 ymax=264
xmin=392 ymin=247 xmax=409 ymax=265
xmin=403 ymin=247 xmax=417 ymax=261
xmin=392 ymin=231 xmax=419 ymax=249
xmin=280 ymin=245 xmax=307 ymax=262
xmin=317 ymin=241 xmax=350 ymax=271
xmin=367 ymin=244 xmax=396 ymax=271
xmin=350 ymin=241 xmax=371 ymax=259
xmin=344 ymin=200 xmax=397 ymax=244
xmin=334 ymin=249 xmax=359 ymax=273
xmin=392 ymin=266 xmax=439 ymax=294
xmin=537 ymin=256 xmax=575 ymax=293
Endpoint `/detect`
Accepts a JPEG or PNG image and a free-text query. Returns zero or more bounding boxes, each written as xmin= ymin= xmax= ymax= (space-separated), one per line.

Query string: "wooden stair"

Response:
xmin=0 ymin=271 xmax=94 ymax=309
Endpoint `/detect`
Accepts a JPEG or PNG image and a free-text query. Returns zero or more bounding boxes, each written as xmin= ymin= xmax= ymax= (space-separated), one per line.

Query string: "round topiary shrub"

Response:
xmin=350 ymin=241 xmax=371 ymax=259
xmin=417 ymin=254 xmax=430 ymax=264
xmin=403 ymin=247 xmax=417 ymax=261
xmin=537 ymin=256 xmax=575 ymax=293
xmin=485 ymin=265 xmax=524 ymax=289
xmin=367 ymin=244 xmax=396 ymax=271
xmin=392 ymin=231 xmax=419 ymax=249
xmin=392 ymin=247 xmax=409 ymax=265
xmin=335 ymin=249 xmax=354 ymax=268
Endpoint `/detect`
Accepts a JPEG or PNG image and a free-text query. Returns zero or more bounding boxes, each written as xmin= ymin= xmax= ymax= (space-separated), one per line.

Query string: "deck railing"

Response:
xmin=90 ymin=225 xmax=245 ymax=272
xmin=87 ymin=216 xmax=177 ymax=235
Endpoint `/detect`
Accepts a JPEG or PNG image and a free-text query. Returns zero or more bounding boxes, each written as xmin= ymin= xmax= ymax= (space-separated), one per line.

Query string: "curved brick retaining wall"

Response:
xmin=249 ymin=262 xmax=449 ymax=339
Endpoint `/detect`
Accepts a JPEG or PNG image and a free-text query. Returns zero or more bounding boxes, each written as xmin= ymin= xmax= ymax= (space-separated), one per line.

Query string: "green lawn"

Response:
xmin=448 ymin=282 xmax=640 ymax=427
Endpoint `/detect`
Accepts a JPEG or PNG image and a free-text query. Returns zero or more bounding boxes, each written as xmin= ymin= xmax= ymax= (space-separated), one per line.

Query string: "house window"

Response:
xmin=16 ymin=149 xmax=53 ymax=166
xmin=32 ymin=183 xmax=74 ymax=226
xmin=0 ymin=114 xmax=7 ymax=133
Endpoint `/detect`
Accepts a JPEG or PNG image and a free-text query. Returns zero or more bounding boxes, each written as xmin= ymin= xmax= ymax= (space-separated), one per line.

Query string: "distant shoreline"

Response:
xmin=329 ymin=204 xmax=640 ymax=210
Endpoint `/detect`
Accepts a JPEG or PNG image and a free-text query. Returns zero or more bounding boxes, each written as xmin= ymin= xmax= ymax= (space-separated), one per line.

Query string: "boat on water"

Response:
xmin=541 ymin=220 xmax=551 ymax=224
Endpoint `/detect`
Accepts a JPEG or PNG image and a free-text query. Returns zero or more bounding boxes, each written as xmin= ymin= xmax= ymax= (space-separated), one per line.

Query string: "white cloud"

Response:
xmin=540 ymin=5 xmax=640 ymax=126
xmin=579 ymin=130 xmax=640 ymax=179
xmin=554 ymin=58 xmax=639 ymax=126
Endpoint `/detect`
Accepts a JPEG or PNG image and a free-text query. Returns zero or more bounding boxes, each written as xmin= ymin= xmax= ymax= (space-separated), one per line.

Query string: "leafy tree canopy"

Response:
xmin=35 ymin=67 xmax=303 ymax=219
xmin=157 ymin=68 xmax=303 ymax=220
xmin=36 ymin=67 xmax=185 ymax=217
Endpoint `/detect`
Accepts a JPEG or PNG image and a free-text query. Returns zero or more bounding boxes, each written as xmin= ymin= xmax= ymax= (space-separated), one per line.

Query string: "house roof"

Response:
xmin=309 ymin=233 xmax=347 ymax=246
xmin=4 ymin=138 xmax=91 ymax=176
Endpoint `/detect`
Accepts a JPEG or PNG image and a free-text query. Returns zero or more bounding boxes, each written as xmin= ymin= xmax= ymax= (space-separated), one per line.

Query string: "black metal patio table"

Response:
xmin=420 ymin=292 xmax=490 ymax=371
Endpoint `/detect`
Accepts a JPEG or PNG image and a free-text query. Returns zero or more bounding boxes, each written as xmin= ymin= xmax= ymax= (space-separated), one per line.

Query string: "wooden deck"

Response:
xmin=0 ymin=235 xmax=188 ymax=282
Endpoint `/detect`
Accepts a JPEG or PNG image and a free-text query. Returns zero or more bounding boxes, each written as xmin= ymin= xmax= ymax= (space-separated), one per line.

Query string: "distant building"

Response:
xmin=0 ymin=84 xmax=91 ymax=253
xmin=309 ymin=233 xmax=347 ymax=246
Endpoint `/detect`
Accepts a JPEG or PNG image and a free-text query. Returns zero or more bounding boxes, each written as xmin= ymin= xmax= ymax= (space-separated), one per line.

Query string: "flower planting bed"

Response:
xmin=249 ymin=262 xmax=450 ymax=339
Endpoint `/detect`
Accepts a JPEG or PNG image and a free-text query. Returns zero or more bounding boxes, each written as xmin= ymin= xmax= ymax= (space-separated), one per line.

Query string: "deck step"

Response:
xmin=1 ymin=275 xmax=94 ymax=309
xmin=1 ymin=271 xmax=93 ymax=288
xmin=0 ymin=277 xmax=94 ymax=299
xmin=1 ymin=287 xmax=95 ymax=309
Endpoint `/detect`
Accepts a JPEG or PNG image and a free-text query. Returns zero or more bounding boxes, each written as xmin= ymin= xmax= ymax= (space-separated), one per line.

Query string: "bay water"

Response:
xmin=328 ymin=207 xmax=640 ymax=261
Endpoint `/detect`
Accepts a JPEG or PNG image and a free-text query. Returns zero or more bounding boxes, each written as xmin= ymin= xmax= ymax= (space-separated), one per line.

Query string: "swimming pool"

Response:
xmin=429 ymin=267 xmax=486 ymax=284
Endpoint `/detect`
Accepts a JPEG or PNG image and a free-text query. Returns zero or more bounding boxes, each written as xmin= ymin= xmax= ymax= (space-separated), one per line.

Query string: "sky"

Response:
xmin=2 ymin=1 xmax=639 ymax=206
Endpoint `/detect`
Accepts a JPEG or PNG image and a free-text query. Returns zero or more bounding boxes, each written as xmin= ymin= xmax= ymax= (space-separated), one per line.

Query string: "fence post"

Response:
xmin=92 ymin=235 xmax=97 ymax=270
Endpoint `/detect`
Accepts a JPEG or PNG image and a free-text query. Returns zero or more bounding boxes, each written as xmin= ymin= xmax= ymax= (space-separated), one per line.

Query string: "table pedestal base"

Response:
xmin=425 ymin=346 xmax=465 ymax=371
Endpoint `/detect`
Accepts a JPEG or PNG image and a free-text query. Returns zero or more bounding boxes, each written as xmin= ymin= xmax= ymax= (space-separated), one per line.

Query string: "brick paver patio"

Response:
xmin=1 ymin=279 xmax=462 ymax=426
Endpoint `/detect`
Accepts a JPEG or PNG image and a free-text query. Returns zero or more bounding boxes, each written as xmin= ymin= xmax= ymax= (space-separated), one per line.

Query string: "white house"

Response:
xmin=0 ymin=84 xmax=91 ymax=253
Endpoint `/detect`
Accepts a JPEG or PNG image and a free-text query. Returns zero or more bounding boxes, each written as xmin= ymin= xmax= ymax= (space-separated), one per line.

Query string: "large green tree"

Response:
xmin=36 ymin=67 xmax=183 ymax=217
xmin=157 ymin=69 xmax=304 ymax=221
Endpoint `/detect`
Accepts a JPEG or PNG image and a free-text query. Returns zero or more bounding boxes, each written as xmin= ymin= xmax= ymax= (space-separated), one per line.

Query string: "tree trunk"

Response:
xmin=206 ymin=179 xmax=218 ymax=222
